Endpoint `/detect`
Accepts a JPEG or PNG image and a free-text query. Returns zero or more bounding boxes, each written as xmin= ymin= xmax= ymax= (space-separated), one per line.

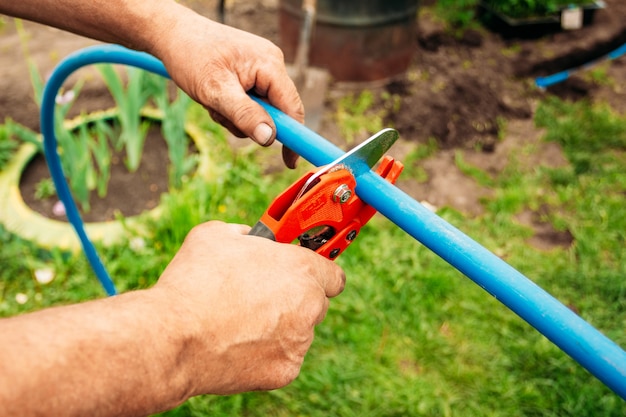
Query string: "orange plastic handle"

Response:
xmin=250 ymin=155 xmax=403 ymax=259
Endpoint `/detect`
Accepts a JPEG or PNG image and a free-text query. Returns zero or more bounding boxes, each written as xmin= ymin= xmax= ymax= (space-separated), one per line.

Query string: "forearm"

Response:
xmin=0 ymin=222 xmax=344 ymax=416
xmin=0 ymin=0 xmax=193 ymax=54
xmin=0 ymin=288 xmax=196 ymax=417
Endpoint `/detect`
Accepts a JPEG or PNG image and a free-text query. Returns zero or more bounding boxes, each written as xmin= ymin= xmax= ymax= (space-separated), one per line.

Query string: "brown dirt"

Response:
xmin=1 ymin=0 xmax=625 ymax=249
xmin=19 ymin=126 xmax=170 ymax=222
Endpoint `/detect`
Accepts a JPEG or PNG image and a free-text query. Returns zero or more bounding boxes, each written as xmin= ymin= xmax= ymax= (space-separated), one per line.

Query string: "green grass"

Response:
xmin=334 ymin=90 xmax=400 ymax=145
xmin=1 ymin=96 xmax=625 ymax=415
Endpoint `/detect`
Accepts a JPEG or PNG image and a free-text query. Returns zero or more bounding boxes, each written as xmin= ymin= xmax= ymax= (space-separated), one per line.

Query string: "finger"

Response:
xmin=282 ymin=145 xmax=299 ymax=169
xmin=210 ymin=80 xmax=277 ymax=147
xmin=312 ymin=256 xmax=346 ymax=298
xmin=194 ymin=220 xmax=251 ymax=237
xmin=314 ymin=297 xmax=330 ymax=325
xmin=259 ymin=75 xmax=305 ymax=125
xmin=207 ymin=108 xmax=246 ymax=138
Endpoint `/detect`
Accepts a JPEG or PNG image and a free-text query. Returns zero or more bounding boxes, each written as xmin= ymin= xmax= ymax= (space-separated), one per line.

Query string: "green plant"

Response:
xmin=34 ymin=178 xmax=56 ymax=200
xmin=484 ymin=0 xmax=594 ymax=19
xmin=435 ymin=0 xmax=480 ymax=30
xmin=6 ymin=119 xmax=41 ymax=149
xmin=14 ymin=22 xmax=205 ymax=213
xmin=335 ymin=91 xmax=389 ymax=144
xmin=88 ymin=119 xmax=115 ymax=198
xmin=151 ymin=76 xmax=196 ymax=189
xmin=585 ymin=63 xmax=614 ymax=87
xmin=56 ymin=117 xmax=96 ymax=210
xmin=0 ymin=122 xmax=19 ymax=171
xmin=96 ymin=64 xmax=152 ymax=172
xmin=0 ymin=118 xmax=42 ymax=171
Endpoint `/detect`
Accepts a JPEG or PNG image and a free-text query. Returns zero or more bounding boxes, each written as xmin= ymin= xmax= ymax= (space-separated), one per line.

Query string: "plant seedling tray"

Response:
xmin=478 ymin=1 xmax=606 ymax=38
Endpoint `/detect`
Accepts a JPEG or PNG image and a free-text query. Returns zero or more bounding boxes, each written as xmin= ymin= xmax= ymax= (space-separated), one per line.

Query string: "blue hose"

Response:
xmin=41 ymin=45 xmax=169 ymax=296
xmin=255 ymin=96 xmax=626 ymax=400
xmin=42 ymin=44 xmax=626 ymax=399
xmin=536 ymin=42 xmax=626 ymax=88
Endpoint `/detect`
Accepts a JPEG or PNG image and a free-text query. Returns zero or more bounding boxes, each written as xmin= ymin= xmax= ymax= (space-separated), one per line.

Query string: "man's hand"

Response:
xmin=0 ymin=221 xmax=345 ymax=416
xmin=154 ymin=221 xmax=346 ymax=395
xmin=148 ymin=6 xmax=304 ymax=168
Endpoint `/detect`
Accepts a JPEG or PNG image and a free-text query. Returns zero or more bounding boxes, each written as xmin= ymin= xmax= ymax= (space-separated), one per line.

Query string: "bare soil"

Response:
xmin=19 ymin=126 xmax=170 ymax=222
xmin=1 ymin=0 xmax=625 ymax=249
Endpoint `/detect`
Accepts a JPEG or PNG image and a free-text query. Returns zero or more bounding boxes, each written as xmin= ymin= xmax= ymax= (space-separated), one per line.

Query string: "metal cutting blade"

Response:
xmin=294 ymin=128 xmax=399 ymax=201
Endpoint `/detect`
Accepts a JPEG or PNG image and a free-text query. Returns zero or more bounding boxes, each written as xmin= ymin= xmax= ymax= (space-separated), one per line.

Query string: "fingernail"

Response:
xmin=253 ymin=123 xmax=274 ymax=146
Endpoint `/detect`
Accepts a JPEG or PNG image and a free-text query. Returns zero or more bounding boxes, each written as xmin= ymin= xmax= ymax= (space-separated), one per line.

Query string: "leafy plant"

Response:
xmin=0 ymin=117 xmax=42 ymax=172
xmin=483 ymin=0 xmax=594 ymax=19
xmin=88 ymin=119 xmax=115 ymax=199
xmin=435 ymin=0 xmax=480 ymax=30
xmin=96 ymin=64 xmax=151 ymax=172
xmin=0 ymin=122 xmax=19 ymax=171
xmin=34 ymin=178 xmax=56 ymax=200
xmin=7 ymin=120 xmax=41 ymax=149
xmin=151 ymin=76 xmax=196 ymax=189
xmin=57 ymin=118 xmax=95 ymax=211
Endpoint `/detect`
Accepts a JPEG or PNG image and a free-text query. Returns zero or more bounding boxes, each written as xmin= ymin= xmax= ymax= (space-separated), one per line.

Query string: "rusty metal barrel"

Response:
xmin=279 ymin=0 xmax=420 ymax=82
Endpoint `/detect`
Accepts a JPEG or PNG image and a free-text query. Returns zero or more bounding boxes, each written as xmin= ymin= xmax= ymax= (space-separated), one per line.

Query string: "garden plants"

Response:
xmin=96 ymin=64 xmax=152 ymax=173
xmin=482 ymin=0 xmax=600 ymax=19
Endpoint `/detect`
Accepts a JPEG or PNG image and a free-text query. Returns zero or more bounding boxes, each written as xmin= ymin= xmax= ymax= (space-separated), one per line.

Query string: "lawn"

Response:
xmin=1 ymin=92 xmax=625 ymax=416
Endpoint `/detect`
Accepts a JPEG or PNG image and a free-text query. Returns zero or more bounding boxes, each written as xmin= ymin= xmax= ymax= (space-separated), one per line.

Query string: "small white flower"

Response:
xmin=35 ymin=268 xmax=55 ymax=285
xmin=52 ymin=200 xmax=66 ymax=217
xmin=129 ymin=237 xmax=146 ymax=252
xmin=15 ymin=293 xmax=28 ymax=305
xmin=55 ymin=90 xmax=76 ymax=105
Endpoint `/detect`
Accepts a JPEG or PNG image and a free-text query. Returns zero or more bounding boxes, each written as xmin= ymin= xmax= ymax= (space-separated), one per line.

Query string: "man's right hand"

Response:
xmin=153 ymin=221 xmax=346 ymax=396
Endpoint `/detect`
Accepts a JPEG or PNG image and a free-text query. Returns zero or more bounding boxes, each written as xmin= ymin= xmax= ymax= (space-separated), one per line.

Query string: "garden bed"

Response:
xmin=20 ymin=123 xmax=169 ymax=223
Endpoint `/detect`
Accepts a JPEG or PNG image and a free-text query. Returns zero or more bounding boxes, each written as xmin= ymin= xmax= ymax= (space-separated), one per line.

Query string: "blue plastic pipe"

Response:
xmin=536 ymin=42 xmax=626 ymax=88
xmin=41 ymin=46 xmax=168 ymax=296
xmin=42 ymin=45 xmax=626 ymax=399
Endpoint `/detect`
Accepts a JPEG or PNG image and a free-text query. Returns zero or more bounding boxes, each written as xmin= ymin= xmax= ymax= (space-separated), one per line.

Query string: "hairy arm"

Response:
xmin=0 ymin=289 xmax=193 ymax=416
xmin=0 ymin=0 xmax=174 ymax=51
xmin=0 ymin=0 xmax=303 ymax=167
xmin=0 ymin=222 xmax=345 ymax=417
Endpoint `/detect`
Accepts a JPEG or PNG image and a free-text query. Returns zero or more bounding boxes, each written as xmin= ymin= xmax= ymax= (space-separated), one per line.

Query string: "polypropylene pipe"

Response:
xmin=41 ymin=45 xmax=626 ymax=399
xmin=535 ymin=42 xmax=626 ymax=88
xmin=251 ymin=100 xmax=626 ymax=401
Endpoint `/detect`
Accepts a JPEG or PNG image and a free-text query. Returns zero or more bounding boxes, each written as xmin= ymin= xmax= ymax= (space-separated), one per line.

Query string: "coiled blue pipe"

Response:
xmin=41 ymin=46 xmax=169 ymax=296
xmin=41 ymin=44 xmax=626 ymax=399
